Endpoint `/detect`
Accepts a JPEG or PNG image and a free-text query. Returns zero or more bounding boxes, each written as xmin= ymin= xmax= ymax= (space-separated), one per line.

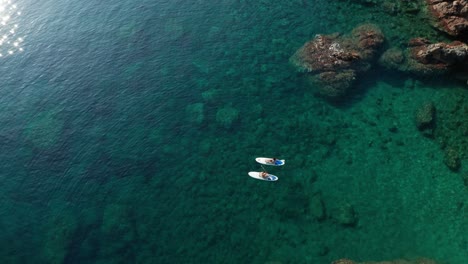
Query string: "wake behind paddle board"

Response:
xmin=248 ymin=172 xmax=278 ymax=181
xmin=256 ymin=157 xmax=285 ymax=166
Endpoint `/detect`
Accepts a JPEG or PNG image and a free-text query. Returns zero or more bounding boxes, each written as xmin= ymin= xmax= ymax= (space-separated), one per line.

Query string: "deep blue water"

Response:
xmin=0 ymin=1 xmax=466 ymax=263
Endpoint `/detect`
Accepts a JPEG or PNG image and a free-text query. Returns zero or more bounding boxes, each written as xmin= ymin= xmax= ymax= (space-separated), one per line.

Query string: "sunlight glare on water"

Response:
xmin=0 ymin=0 xmax=23 ymax=57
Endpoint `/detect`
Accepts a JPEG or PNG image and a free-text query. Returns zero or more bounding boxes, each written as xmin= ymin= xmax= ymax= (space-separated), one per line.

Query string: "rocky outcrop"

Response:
xmin=426 ymin=0 xmax=468 ymax=39
xmin=290 ymin=24 xmax=384 ymax=100
xmin=378 ymin=2 xmax=468 ymax=81
xmin=408 ymin=38 xmax=468 ymax=74
xmin=290 ymin=34 xmax=364 ymax=74
xmin=379 ymin=38 xmax=468 ymax=76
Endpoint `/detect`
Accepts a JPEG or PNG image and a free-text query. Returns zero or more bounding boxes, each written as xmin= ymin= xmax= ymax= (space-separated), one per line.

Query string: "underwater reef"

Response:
xmin=426 ymin=0 xmax=468 ymax=39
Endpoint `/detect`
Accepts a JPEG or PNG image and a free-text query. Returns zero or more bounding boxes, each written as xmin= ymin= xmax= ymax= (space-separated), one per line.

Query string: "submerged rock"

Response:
xmin=415 ymin=101 xmax=436 ymax=137
xmin=331 ymin=203 xmax=358 ymax=226
xmin=381 ymin=38 xmax=468 ymax=76
xmin=42 ymin=205 xmax=78 ymax=264
xmin=185 ymin=103 xmax=204 ymax=125
xmin=23 ymin=110 xmax=64 ymax=149
xmin=351 ymin=24 xmax=385 ymax=61
xmin=291 ymin=33 xmax=363 ymax=74
xmin=215 ymin=106 xmax=239 ymax=129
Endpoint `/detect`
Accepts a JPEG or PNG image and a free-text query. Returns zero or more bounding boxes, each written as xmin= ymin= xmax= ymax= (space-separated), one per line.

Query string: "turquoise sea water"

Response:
xmin=0 ymin=0 xmax=466 ymax=263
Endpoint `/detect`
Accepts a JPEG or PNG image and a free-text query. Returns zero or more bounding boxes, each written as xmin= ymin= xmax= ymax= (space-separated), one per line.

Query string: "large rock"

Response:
xmin=426 ymin=0 xmax=468 ymax=39
xmin=379 ymin=47 xmax=406 ymax=71
xmin=407 ymin=38 xmax=468 ymax=75
xmin=379 ymin=38 xmax=468 ymax=80
xmin=290 ymin=24 xmax=384 ymax=100
xmin=309 ymin=70 xmax=357 ymax=98
xmin=290 ymin=34 xmax=362 ymax=74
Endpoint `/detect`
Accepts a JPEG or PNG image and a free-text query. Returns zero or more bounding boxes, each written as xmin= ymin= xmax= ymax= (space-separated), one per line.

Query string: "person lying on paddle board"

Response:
xmin=268 ymin=158 xmax=282 ymax=165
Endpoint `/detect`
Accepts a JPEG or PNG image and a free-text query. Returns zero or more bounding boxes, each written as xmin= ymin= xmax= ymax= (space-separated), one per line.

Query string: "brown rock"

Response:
xmin=379 ymin=48 xmax=406 ymax=71
xmin=408 ymin=38 xmax=431 ymax=47
xmin=406 ymin=38 xmax=468 ymax=75
xmin=290 ymin=34 xmax=360 ymax=74
xmin=411 ymin=40 xmax=468 ymax=64
xmin=426 ymin=0 xmax=468 ymax=39
xmin=310 ymin=70 xmax=357 ymax=99
xmin=351 ymin=24 xmax=385 ymax=60
xmin=331 ymin=203 xmax=358 ymax=226
xmin=290 ymin=24 xmax=384 ymax=101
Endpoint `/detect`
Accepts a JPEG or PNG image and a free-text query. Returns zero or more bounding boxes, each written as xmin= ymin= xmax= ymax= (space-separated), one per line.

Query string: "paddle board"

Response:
xmin=248 ymin=172 xmax=278 ymax=181
xmin=255 ymin=157 xmax=285 ymax=166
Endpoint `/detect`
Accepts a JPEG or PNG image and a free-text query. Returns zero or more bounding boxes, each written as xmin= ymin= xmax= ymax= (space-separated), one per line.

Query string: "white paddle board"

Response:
xmin=255 ymin=157 xmax=285 ymax=166
xmin=248 ymin=172 xmax=278 ymax=181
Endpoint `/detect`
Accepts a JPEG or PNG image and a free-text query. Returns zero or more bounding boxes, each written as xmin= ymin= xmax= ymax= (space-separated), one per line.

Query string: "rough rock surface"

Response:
xmin=378 ymin=38 xmax=468 ymax=82
xmin=379 ymin=47 xmax=406 ymax=71
xmin=290 ymin=24 xmax=384 ymax=100
xmin=407 ymin=38 xmax=468 ymax=75
xmin=426 ymin=0 xmax=468 ymax=39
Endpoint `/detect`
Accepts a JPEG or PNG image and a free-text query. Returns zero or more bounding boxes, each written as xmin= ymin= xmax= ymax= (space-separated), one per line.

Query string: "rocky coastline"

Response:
xmin=291 ymin=0 xmax=468 ymax=173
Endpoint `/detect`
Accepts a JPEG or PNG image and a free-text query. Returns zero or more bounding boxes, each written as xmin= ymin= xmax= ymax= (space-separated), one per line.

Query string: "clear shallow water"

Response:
xmin=0 ymin=0 xmax=466 ymax=263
